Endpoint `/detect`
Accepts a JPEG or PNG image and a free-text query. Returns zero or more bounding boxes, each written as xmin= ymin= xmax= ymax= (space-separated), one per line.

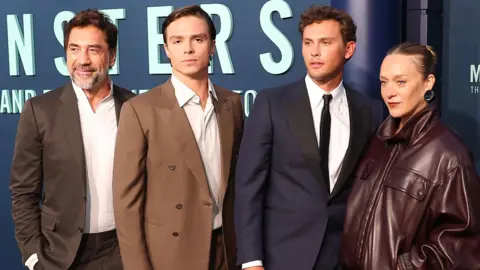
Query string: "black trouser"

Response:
xmin=69 ymin=229 xmax=123 ymax=270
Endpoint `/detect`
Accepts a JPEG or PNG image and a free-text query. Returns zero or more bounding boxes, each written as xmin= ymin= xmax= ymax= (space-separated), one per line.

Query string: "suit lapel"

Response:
xmin=113 ymin=85 xmax=123 ymax=122
xmin=213 ymin=86 xmax=234 ymax=201
xmin=329 ymin=88 xmax=371 ymax=200
xmin=285 ymin=80 xmax=328 ymax=192
xmin=112 ymin=84 xmax=134 ymax=122
xmin=58 ymin=83 xmax=86 ymax=183
xmin=164 ymin=81 xmax=212 ymax=199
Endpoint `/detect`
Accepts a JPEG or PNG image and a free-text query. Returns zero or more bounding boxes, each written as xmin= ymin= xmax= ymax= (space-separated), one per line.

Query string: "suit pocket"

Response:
xmin=40 ymin=211 xmax=56 ymax=231
xmin=384 ymin=168 xmax=431 ymax=201
xmin=144 ymin=218 xmax=164 ymax=227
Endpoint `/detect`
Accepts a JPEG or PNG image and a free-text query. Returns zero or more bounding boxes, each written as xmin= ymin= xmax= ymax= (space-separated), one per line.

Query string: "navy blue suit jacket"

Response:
xmin=235 ymin=79 xmax=384 ymax=270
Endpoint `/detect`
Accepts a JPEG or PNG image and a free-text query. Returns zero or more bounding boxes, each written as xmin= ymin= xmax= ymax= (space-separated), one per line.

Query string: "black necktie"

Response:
xmin=320 ymin=94 xmax=332 ymax=191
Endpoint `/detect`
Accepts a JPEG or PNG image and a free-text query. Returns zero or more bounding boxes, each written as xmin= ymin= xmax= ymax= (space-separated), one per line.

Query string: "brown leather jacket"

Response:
xmin=341 ymin=104 xmax=480 ymax=270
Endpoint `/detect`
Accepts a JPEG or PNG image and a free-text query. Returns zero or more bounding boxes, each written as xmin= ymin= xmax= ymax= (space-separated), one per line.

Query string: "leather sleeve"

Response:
xmin=402 ymin=163 xmax=480 ymax=269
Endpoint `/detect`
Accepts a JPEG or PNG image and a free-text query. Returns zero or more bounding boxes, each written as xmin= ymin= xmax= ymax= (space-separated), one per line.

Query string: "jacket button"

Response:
xmin=78 ymin=226 xmax=84 ymax=233
xmin=172 ymin=231 xmax=179 ymax=237
xmin=176 ymin=203 xmax=183 ymax=209
xmin=168 ymin=164 xmax=176 ymax=170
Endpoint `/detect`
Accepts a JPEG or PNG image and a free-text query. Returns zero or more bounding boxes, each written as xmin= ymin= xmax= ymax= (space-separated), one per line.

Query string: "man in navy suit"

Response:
xmin=235 ymin=5 xmax=384 ymax=270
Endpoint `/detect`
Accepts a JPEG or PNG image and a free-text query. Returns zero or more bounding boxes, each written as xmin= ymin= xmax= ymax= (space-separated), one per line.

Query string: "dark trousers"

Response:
xmin=209 ymin=227 xmax=227 ymax=270
xmin=69 ymin=229 xmax=122 ymax=270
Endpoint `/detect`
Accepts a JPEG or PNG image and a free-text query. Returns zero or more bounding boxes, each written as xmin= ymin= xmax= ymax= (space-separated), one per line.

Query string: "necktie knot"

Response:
xmin=323 ymin=94 xmax=332 ymax=105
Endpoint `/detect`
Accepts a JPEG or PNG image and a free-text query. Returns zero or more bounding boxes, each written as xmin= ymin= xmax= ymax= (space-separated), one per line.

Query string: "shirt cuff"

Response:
xmin=25 ymin=253 xmax=38 ymax=270
xmin=242 ymin=260 xmax=263 ymax=269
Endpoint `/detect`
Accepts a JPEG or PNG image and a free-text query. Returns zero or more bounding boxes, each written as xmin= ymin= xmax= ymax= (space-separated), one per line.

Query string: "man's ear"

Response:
xmin=345 ymin=41 xmax=356 ymax=61
xmin=109 ymin=49 xmax=117 ymax=68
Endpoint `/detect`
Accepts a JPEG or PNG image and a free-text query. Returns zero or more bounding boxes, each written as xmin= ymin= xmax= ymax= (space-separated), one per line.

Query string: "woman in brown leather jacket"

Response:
xmin=341 ymin=42 xmax=480 ymax=270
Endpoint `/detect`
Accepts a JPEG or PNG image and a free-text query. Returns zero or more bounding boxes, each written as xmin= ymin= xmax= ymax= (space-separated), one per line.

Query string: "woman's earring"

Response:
xmin=424 ymin=90 xmax=435 ymax=102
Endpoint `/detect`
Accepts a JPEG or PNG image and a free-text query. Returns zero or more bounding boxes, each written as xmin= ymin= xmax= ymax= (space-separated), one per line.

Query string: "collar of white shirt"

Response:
xmin=71 ymin=80 xmax=114 ymax=104
xmin=305 ymin=74 xmax=347 ymax=113
xmin=171 ymin=73 xmax=218 ymax=107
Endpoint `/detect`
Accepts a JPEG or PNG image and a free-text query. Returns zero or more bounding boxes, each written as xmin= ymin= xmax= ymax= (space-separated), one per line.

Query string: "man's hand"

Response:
xmin=245 ymin=267 xmax=264 ymax=270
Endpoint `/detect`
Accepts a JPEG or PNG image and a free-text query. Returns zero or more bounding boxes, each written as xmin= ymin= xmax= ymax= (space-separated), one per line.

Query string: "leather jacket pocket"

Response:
xmin=384 ymin=168 xmax=431 ymax=200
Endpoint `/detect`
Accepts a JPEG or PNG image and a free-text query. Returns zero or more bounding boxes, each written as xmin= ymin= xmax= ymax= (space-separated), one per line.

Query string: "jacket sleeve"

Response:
xmin=9 ymin=99 xmax=43 ymax=264
xmin=234 ymin=94 xmax=244 ymax=164
xmin=234 ymin=91 xmax=273 ymax=265
xmin=398 ymin=163 xmax=480 ymax=270
xmin=113 ymin=101 xmax=152 ymax=270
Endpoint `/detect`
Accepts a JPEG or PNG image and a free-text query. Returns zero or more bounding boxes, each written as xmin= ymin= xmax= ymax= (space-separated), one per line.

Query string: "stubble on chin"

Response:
xmin=70 ymin=71 xmax=107 ymax=91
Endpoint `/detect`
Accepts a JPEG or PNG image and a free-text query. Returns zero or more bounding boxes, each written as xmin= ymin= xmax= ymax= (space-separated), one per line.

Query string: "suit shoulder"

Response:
xmin=126 ymin=83 xmax=164 ymax=106
xmin=263 ymin=79 xmax=304 ymax=94
xmin=214 ymin=84 xmax=239 ymax=97
xmin=346 ymin=88 xmax=384 ymax=110
xmin=346 ymin=88 xmax=374 ymax=103
xmin=114 ymin=85 xmax=136 ymax=99
xmin=258 ymin=79 xmax=305 ymax=103
xmin=214 ymin=85 xmax=242 ymax=105
xmin=27 ymin=85 xmax=66 ymax=107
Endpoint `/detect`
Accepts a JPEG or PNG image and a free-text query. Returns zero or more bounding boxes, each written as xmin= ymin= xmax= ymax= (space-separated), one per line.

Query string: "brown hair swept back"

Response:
xmin=299 ymin=5 xmax=356 ymax=43
xmin=63 ymin=9 xmax=118 ymax=52
xmin=162 ymin=5 xmax=216 ymax=44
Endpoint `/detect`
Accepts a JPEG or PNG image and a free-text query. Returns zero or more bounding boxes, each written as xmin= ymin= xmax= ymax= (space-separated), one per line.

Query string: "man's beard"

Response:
xmin=70 ymin=66 xmax=108 ymax=90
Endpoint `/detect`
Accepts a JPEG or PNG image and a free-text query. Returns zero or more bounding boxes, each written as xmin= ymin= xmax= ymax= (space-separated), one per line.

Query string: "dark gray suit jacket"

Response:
xmin=9 ymin=83 xmax=135 ymax=269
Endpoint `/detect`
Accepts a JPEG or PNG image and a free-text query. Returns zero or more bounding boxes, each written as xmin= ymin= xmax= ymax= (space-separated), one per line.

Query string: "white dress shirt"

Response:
xmin=25 ymin=81 xmax=118 ymax=270
xmin=171 ymin=74 xmax=223 ymax=230
xmin=242 ymin=75 xmax=351 ymax=269
xmin=306 ymin=75 xmax=350 ymax=191
xmin=73 ymin=81 xmax=118 ymax=233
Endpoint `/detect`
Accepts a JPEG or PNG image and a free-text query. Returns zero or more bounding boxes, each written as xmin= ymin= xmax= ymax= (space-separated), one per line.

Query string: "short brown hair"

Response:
xmin=162 ymin=5 xmax=216 ymax=44
xmin=299 ymin=5 xmax=357 ymax=43
xmin=387 ymin=42 xmax=437 ymax=79
xmin=64 ymin=9 xmax=118 ymax=51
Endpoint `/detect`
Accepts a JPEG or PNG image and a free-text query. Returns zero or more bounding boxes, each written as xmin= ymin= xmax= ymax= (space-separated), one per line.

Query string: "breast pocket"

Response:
xmin=383 ymin=167 xmax=433 ymax=238
xmin=384 ymin=168 xmax=431 ymax=201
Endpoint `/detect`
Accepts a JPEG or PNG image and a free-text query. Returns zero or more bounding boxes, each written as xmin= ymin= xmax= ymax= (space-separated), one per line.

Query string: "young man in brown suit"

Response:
xmin=10 ymin=9 xmax=135 ymax=270
xmin=113 ymin=5 xmax=243 ymax=270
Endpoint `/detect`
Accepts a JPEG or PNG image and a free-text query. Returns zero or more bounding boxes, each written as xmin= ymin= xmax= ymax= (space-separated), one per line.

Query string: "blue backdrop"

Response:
xmin=1 ymin=0 xmax=478 ymax=269
xmin=442 ymin=0 xmax=480 ymax=172
xmin=0 ymin=0 xmax=326 ymax=268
